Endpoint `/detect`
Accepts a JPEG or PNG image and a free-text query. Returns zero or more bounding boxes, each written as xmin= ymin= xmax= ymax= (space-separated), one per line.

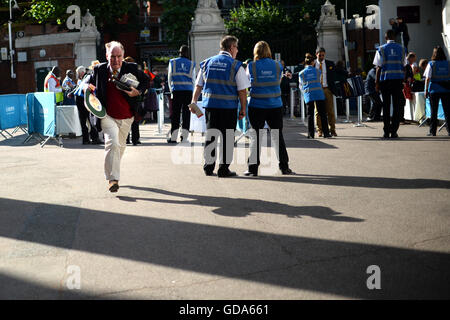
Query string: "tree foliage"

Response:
xmin=160 ymin=0 xmax=197 ymax=49
xmin=1 ymin=0 xmax=133 ymax=29
xmin=225 ymin=0 xmax=317 ymax=64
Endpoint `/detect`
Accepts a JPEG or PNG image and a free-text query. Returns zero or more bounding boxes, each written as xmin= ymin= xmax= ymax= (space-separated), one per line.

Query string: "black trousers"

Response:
xmin=126 ymin=120 xmax=140 ymax=144
xmin=368 ymin=92 xmax=383 ymax=120
xmin=76 ymin=95 xmax=98 ymax=143
xmin=170 ymin=90 xmax=192 ymax=139
xmin=204 ymin=108 xmax=238 ymax=173
xmin=307 ymin=100 xmax=329 ymax=138
xmin=429 ymin=93 xmax=450 ymax=135
xmin=247 ymin=107 xmax=289 ymax=171
xmin=380 ymin=80 xmax=404 ymax=135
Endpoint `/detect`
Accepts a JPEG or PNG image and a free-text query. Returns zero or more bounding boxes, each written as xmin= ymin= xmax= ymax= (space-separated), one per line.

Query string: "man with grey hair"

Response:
xmin=84 ymin=41 xmax=149 ymax=192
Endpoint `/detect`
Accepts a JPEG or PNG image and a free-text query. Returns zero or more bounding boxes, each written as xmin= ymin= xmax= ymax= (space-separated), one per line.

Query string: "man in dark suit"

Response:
xmin=315 ymin=47 xmax=338 ymax=136
xmin=85 ymin=41 xmax=149 ymax=192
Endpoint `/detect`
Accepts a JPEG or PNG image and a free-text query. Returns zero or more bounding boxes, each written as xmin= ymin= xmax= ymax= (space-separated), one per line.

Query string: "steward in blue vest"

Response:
xmin=244 ymin=41 xmax=293 ymax=177
xmin=169 ymin=57 xmax=195 ymax=92
xmin=299 ymin=65 xmax=325 ymax=104
xmin=248 ymin=58 xmax=282 ymax=108
xmin=424 ymin=46 xmax=450 ymax=137
xmin=190 ymin=36 xmax=249 ymax=177
xmin=374 ymin=29 xmax=406 ymax=139
xmin=200 ymin=54 xmax=242 ymax=109
xmin=167 ymin=45 xmax=196 ymax=143
xmin=428 ymin=60 xmax=450 ymax=94
xmin=298 ymin=54 xmax=331 ymax=139
xmin=378 ymin=42 xmax=405 ymax=82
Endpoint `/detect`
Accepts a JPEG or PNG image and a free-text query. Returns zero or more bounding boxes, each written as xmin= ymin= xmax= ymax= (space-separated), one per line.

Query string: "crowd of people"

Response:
xmin=41 ymin=24 xmax=450 ymax=191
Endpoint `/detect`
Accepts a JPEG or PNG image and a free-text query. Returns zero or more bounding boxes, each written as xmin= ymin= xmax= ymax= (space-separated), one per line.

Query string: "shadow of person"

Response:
xmin=118 ymin=186 xmax=364 ymax=222
xmin=235 ymin=173 xmax=450 ymax=189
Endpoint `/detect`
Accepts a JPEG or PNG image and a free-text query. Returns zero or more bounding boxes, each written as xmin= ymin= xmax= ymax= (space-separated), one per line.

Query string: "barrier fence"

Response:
xmin=0 ymin=94 xmax=27 ymax=138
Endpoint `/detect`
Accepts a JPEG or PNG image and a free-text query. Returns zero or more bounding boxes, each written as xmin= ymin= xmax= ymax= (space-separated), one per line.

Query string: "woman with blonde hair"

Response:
xmin=299 ymin=53 xmax=331 ymax=138
xmin=244 ymin=41 xmax=292 ymax=176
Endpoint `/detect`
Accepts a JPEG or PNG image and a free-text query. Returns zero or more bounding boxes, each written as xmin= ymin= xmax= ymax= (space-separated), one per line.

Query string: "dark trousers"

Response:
xmin=247 ymin=107 xmax=289 ymax=171
xmin=76 ymin=95 xmax=98 ymax=143
xmin=380 ymin=80 xmax=404 ymax=135
xmin=204 ymin=108 xmax=238 ymax=174
xmin=368 ymin=92 xmax=383 ymax=120
xmin=429 ymin=93 xmax=450 ymax=135
xmin=126 ymin=120 xmax=140 ymax=143
xmin=170 ymin=90 xmax=192 ymax=139
xmin=307 ymin=100 xmax=329 ymax=138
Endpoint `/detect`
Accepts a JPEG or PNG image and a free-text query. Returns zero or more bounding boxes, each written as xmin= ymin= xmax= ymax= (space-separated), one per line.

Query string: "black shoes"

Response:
xmin=381 ymin=134 xmax=389 ymax=139
xmin=280 ymin=168 xmax=294 ymax=175
xmin=217 ymin=170 xmax=237 ymax=178
xmin=167 ymin=138 xmax=177 ymax=144
xmin=91 ymin=139 xmax=102 ymax=145
xmin=323 ymin=134 xmax=332 ymax=138
xmin=390 ymin=133 xmax=399 ymax=139
xmin=108 ymin=180 xmax=119 ymax=193
xmin=427 ymin=133 xmax=436 ymax=137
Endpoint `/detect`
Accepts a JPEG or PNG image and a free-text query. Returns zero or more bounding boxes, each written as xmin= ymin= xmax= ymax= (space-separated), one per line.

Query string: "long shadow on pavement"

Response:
xmin=0 ymin=197 xmax=449 ymax=299
xmin=119 ymin=186 xmax=363 ymax=221
xmin=234 ymin=173 xmax=450 ymax=189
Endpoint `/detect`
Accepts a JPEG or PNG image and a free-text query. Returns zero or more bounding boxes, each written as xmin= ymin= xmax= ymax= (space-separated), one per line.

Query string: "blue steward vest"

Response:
xmin=248 ymin=58 xmax=282 ymax=109
xmin=428 ymin=60 xmax=450 ymax=93
xmin=378 ymin=42 xmax=405 ymax=81
xmin=299 ymin=66 xmax=325 ymax=103
xmin=200 ymin=54 xmax=242 ymax=109
xmin=169 ymin=57 xmax=195 ymax=91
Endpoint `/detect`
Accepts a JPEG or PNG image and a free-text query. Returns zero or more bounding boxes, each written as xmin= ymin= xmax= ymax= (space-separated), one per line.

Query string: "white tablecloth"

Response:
xmin=56 ymin=105 xmax=82 ymax=136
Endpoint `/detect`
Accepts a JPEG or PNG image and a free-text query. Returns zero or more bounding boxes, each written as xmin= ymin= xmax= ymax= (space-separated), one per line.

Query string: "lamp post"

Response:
xmin=8 ymin=0 xmax=20 ymax=79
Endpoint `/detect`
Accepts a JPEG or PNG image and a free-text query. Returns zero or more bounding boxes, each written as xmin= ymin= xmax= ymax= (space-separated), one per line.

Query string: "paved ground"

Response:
xmin=0 ymin=117 xmax=449 ymax=300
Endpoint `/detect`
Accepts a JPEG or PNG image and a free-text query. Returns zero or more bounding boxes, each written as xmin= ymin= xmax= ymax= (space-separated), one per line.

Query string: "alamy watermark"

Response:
xmin=66 ymin=265 xmax=81 ymax=290
xmin=366 ymin=265 xmax=381 ymax=290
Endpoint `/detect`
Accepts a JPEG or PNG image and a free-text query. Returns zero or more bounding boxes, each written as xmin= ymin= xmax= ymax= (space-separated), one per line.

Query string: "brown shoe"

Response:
xmin=331 ymin=132 xmax=338 ymax=137
xmin=318 ymin=132 xmax=323 ymax=137
xmin=109 ymin=180 xmax=119 ymax=192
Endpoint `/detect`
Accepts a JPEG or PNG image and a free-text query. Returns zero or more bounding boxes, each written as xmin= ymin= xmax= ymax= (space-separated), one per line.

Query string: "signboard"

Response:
xmin=140 ymin=29 xmax=150 ymax=38
xmin=1 ymin=47 xmax=7 ymax=60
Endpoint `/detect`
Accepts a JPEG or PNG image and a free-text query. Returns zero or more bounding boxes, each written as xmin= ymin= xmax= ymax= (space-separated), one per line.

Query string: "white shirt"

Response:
xmin=195 ymin=51 xmax=251 ymax=91
xmin=423 ymin=63 xmax=433 ymax=79
xmin=167 ymin=59 xmax=196 ymax=93
xmin=315 ymin=60 xmax=328 ymax=87
xmin=373 ymin=40 xmax=407 ymax=67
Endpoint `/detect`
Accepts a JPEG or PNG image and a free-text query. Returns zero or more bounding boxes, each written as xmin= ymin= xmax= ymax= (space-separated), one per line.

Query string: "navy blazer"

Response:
xmin=87 ymin=61 xmax=150 ymax=115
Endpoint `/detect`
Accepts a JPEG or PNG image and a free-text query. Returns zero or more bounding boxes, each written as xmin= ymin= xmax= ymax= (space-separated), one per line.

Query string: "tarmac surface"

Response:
xmin=0 ymin=117 xmax=449 ymax=299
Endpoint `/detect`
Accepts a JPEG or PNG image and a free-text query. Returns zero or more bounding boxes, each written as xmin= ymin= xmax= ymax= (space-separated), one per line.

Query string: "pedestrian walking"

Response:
xmin=84 ymin=41 xmax=149 ymax=192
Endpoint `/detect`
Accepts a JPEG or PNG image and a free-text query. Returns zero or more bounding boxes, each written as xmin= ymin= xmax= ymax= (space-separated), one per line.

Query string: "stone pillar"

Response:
xmin=189 ymin=0 xmax=226 ymax=70
xmin=75 ymin=10 xmax=100 ymax=68
xmin=316 ymin=0 xmax=344 ymax=63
